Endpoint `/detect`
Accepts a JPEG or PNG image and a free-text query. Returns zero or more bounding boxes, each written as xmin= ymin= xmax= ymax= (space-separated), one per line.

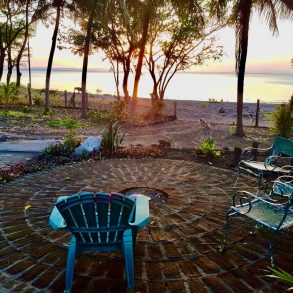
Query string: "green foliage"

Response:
xmin=262 ymin=267 xmax=293 ymax=290
xmin=271 ymin=97 xmax=293 ymax=138
xmin=198 ymin=137 xmax=221 ymax=157
xmin=144 ymin=100 xmax=165 ymax=121
xmin=41 ymin=143 xmax=75 ymax=159
xmin=88 ymin=110 xmax=115 ymax=124
xmin=21 ymin=105 xmax=33 ymax=113
xmin=0 ymin=83 xmax=18 ymax=104
xmin=101 ymin=121 xmax=124 ymax=155
xmin=64 ymin=132 xmax=78 ymax=149
xmin=229 ymin=125 xmax=236 ymax=135
xmin=199 ymin=102 xmax=207 ymax=109
xmin=46 ymin=118 xmax=81 ymax=129
xmin=0 ymin=109 xmax=33 ymax=119
xmin=33 ymin=96 xmax=43 ymax=106
xmin=112 ymin=100 xmax=128 ymax=121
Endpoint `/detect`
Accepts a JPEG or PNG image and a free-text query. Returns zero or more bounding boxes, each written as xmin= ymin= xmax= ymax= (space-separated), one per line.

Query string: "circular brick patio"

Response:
xmin=0 ymin=159 xmax=292 ymax=292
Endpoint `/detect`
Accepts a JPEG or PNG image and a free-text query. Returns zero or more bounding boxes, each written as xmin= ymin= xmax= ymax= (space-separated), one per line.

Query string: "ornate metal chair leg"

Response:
xmin=234 ymin=169 xmax=240 ymax=187
xmin=219 ymin=210 xmax=232 ymax=252
xmin=269 ymin=232 xmax=276 ymax=268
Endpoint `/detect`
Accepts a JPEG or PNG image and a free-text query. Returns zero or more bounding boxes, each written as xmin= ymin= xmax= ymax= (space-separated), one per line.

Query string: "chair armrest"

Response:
xmin=49 ymin=206 xmax=67 ymax=229
xmin=264 ymin=156 xmax=293 ymax=172
xmin=241 ymin=146 xmax=272 ymax=161
xmin=128 ymin=194 xmax=150 ymax=228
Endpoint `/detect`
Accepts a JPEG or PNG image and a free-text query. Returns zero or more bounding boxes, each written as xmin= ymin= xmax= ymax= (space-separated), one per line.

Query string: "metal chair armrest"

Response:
xmin=241 ymin=146 xmax=273 ymax=161
xmin=128 ymin=194 xmax=150 ymax=228
xmin=49 ymin=206 xmax=67 ymax=229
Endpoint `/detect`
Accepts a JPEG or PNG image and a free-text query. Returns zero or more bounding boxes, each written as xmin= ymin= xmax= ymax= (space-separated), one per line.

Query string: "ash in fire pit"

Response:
xmin=121 ymin=187 xmax=169 ymax=204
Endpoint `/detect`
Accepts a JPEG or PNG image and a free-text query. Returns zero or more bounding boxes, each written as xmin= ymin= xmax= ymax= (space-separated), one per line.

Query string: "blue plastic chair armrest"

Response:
xmin=49 ymin=206 xmax=67 ymax=229
xmin=128 ymin=194 xmax=150 ymax=228
xmin=56 ymin=195 xmax=70 ymax=204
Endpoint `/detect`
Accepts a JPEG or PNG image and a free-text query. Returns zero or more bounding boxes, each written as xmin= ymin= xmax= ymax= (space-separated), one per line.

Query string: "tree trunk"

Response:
xmin=235 ymin=0 xmax=252 ymax=137
xmin=16 ymin=1 xmax=29 ymax=87
xmin=44 ymin=4 xmax=61 ymax=113
xmin=81 ymin=12 xmax=94 ymax=118
xmin=0 ymin=50 xmax=5 ymax=82
xmin=132 ymin=2 xmax=151 ymax=101
xmin=6 ymin=48 xmax=13 ymax=85
xmin=122 ymin=68 xmax=130 ymax=103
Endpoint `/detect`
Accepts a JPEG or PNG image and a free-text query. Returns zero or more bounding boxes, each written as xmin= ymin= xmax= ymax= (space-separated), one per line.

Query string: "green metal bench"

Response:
xmin=222 ymin=175 xmax=293 ymax=266
xmin=235 ymin=136 xmax=293 ymax=187
xmin=49 ymin=191 xmax=150 ymax=292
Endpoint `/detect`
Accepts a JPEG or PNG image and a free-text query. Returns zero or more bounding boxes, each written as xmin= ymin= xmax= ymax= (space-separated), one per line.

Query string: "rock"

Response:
xmin=74 ymin=136 xmax=102 ymax=156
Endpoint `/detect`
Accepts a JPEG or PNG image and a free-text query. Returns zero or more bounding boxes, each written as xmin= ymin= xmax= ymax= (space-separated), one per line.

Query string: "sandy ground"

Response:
xmin=0 ymin=98 xmax=277 ymax=155
xmin=121 ymin=99 xmax=276 ymax=149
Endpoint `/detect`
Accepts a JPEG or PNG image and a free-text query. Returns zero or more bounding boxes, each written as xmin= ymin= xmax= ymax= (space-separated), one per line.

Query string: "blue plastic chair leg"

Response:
xmin=123 ymin=229 xmax=134 ymax=291
xmin=66 ymin=235 xmax=77 ymax=293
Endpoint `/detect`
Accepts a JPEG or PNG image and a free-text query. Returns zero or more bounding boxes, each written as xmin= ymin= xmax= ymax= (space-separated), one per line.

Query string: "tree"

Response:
xmin=44 ymin=0 xmax=65 ymax=113
xmin=209 ymin=0 xmax=293 ymax=136
xmin=146 ymin=2 xmax=223 ymax=102
xmin=104 ymin=0 xmax=140 ymax=102
xmin=66 ymin=0 xmax=108 ymax=118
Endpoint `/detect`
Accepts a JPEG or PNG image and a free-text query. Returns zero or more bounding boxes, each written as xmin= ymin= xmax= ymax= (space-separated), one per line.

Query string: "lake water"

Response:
xmin=5 ymin=69 xmax=293 ymax=103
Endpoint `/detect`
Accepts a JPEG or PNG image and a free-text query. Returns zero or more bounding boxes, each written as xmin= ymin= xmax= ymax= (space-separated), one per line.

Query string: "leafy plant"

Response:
xmin=262 ymin=267 xmax=293 ymax=291
xmin=33 ymin=95 xmax=43 ymax=106
xmin=46 ymin=118 xmax=80 ymax=129
xmin=198 ymin=137 xmax=221 ymax=157
xmin=88 ymin=109 xmax=114 ymax=124
xmin=271 ymin=96 xmax=293 ymax=138
xmin=112 ymin=99 xmax=128 ymax=121
xmin=0 ymin=83 xmax=18 ymax=104
xmin=101 ymin=121 xmax=124 ymax=156
xmin=144 ymin=100 xmax=165 ymax=121
xmin=41 ymin=143 xmax=75 ymax=158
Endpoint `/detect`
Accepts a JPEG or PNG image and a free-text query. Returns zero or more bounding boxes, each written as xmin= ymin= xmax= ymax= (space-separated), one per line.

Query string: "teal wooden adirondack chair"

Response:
xmin=49 ymin=192 xmax=150 ymax=293
xmin=235 ymin=136 xmax=293 ymax=187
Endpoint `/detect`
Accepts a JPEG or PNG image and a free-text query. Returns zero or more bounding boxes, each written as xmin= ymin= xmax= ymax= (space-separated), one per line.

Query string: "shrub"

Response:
xmin=33 ymin=95 xmax=43 ymax=106
xmin=198 ymin=137 xmax=221 ymax=157
xmin=271 ymin=96 xmax=292 ymax=138
xmin=47 ymin=118 xmax=80 ymax=129
xmin=144 ymin=100 xmax=164 ymax=121
xmin=112 ymin=99 xmax=128 ymax=121
xmin=88 ymin=110 xmax=114 ymax=124
xmin=262 ymin=267 xmax=293 ymax=290
xmin=101 ymin=121 xmax=124 ymax=156
xmin=41 ymin=143 xmax=75 ymax=158
xmin=0 ymin=83 xmax=18 ymax=104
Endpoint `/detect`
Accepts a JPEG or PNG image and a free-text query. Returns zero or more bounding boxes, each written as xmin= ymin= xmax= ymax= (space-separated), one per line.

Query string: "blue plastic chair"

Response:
xmin=49 ymin=192 xmax=150 ymax=292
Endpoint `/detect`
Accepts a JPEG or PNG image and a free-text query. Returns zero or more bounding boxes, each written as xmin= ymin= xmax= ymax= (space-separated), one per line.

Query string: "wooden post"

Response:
xmin=252 ymin=141 xmax=259 ymax=161
xmin=64 ymin=90 xmax=67 ymax=107
xmin=174 ymin=101 xmax=177 ymax=120
xmin=86 ymin=92 xmax=88 ymax=109
xmin=255 ymin=99 xmax=260 ymax=127
xmin=234 ymin=147 xmax=242 ymax=165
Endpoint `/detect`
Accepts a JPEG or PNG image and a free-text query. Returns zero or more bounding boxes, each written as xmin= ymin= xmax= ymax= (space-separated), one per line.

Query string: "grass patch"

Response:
xmin=46 ymin=118 xmax=82 ymax=129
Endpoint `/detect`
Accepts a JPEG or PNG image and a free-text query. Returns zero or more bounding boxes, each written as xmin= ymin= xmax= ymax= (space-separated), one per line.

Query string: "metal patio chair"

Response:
xmin=235 ymin=136 xmax=293 ymax=188
xmin=222 ymin=175 xmax=293 ymax=267
xmin=49 ymin=191 xmax=150 ymax=292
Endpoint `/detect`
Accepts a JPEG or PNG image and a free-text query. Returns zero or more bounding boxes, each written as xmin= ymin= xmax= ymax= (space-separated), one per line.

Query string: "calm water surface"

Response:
xmin=7 ymin=69 xmax=293 ymax=103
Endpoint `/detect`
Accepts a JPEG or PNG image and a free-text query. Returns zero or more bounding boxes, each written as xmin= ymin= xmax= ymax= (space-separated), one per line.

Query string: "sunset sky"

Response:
xmin=29 ymin=14 xmax=293 ymax=74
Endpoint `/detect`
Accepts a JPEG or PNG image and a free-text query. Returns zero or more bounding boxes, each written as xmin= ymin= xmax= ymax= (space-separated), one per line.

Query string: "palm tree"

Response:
xmin=44 ymin=0 xmax=64 ymax=113
xmin=210 ymin=0 xmax=293 ymax=136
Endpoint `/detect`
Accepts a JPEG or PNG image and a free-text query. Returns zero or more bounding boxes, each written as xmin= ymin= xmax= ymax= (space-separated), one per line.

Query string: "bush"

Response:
xmin=101 ymin=121 xmax=124 ymax=156
xmin=41 ymin=143 xmax=75 ymax=158
xmin=271 ymin=96 xmax=293 ymax=138
xmin=144 ymin=100 xmax=164 ymax=121
xmin=0 ymin=83 xmax=18 ymax=104
xmin=88 ymin=110 xmax=114 ymax=124
xmin=33 ymin=95 xmax=43 ymax=106
xmin=111 ymin=99 xmax=128 ymax=121
xmin=198 ymin=137 xmax=221 ymax=157
xmin=47 ymin=118 xmax=80 ymax=129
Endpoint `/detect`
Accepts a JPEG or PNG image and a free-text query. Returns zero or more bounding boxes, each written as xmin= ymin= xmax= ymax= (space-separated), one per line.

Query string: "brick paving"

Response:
xmin=0 ymin=158 xmax=292 ymax=292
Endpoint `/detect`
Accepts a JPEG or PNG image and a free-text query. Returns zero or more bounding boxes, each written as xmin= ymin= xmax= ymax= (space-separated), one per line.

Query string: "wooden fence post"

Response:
xmin=255 ymin=99 xmax=260 ymax=127
xmin=174 ymin=101 xmax=177 ymax=119
xmin=64 ymin=90 xmax=67 ymax=107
